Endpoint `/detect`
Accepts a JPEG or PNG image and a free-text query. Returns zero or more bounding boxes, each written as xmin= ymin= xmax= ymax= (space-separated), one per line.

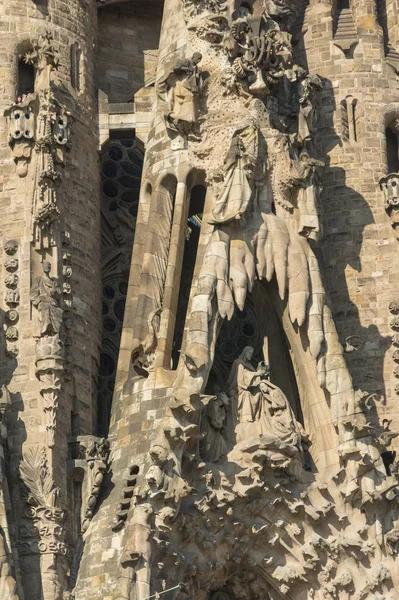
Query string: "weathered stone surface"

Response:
xmin=2 ymin=0 xmax=399 ymax=599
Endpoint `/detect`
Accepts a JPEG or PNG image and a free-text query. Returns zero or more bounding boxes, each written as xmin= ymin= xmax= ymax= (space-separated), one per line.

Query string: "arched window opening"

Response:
xmin=386 ymin=125 xmax=399 ymax=173
xmin=98 ymin=137 xmax=144 ymax=436
xmin=171 ymin=184 xmax=206 ymax=369
xmin=17 ymin=58 xmax=35 ymax=99
xmin=71 ymin=42 xmax=82 ymax=92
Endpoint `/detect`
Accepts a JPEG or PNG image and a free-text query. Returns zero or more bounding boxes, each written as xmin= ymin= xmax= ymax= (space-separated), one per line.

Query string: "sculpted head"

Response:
xmin=150 ymin=441 xmax=169 ymax=466
xmin=241 ymin=345 xmax=254 ymax=361
xmin=43 ymin=261 xmax=51 ymax=274
xmin=192 ymin=52 xmax=202 ymax=66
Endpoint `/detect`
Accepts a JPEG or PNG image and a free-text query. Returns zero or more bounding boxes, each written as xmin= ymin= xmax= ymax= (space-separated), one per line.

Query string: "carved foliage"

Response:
xmin=19 ymin=446 xmax=67 ymax=556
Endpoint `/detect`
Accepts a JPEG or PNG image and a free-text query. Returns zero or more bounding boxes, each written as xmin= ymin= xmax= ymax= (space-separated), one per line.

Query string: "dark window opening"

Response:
xmin=382 ymin=450 xmax=396 ymax=475
xmin=68 ymin=469 xmax=84 ymax=589
xmin=18 ymin=59 xmax=35 ymax=98
xmin=171 ymin=185 xmax=206 ymax=370
xmin=386 ymin=126 xmax=399 ymax=173
xmin=70 ymin=42 xmax=82 ymax=92
xmin=338 ymin=0 xmax=350 ymax=8
xmin=97 ymin=138 xmax=144 ymax=436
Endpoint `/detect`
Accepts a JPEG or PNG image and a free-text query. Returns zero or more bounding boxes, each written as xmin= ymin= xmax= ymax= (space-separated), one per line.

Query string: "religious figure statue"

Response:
xmin=209 ymin=125 xmax=258 ymax=225
xmin=159 ymin=53 xmax=206 ymax=136
xmin=224 ymin=346 xmax=268 ymax=445
xmin=30 ymin=261 xmax=63 ymax=336
xmin=199 ymin=392 xmax=229 ymax=463
xmin=296 ymin=72 xmax=323 ymax=146
xmin=24 ymin=32 xmax=60 ymax=92
xmin=257 ymin=379 xmax=309 ymax=459
xmin=224 ymin=347 xmax=308 ymax=465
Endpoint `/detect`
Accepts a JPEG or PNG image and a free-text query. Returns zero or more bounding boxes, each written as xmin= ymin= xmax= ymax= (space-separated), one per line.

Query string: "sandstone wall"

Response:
xmin=96 ymin=0 xmax=163 ymax=103
xmin=304 ymin=0 xmax=399 ymax=443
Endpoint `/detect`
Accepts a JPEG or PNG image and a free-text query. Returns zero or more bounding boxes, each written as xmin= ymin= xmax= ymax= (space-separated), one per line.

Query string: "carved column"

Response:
xmin=156 ymin=175 xmax=189 ymax=369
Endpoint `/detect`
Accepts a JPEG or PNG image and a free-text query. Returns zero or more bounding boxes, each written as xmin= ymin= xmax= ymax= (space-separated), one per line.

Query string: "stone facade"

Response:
xmin=2 ymin=0 xmax=399 ymax=599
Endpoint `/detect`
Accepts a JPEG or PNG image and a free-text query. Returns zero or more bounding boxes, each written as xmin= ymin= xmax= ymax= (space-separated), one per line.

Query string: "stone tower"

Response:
xmin=2 ymin=0 xmax=399 ymax=599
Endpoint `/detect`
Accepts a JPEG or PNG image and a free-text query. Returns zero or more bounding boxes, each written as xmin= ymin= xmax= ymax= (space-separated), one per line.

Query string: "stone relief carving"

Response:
xmin=183 ymin=0 xmax=226 ymax=21
xmin=199 ymin=392 xmax=229 ymax=463
xmin=115 ymin=3 xmax=399 ymax=599
xmin=30 ymin=261 xmax=63 ymax=337
xmin=4 ymin=96 xmax=36 ymax=177
xmin=30 ymin=262 xmax=65 ymax=449
xmin=3 ymin=240 xmax=20 ymax=358
xmin=380 ymin=172 xmax=399 ymax=240
xmin=24 ymin=31 xmax=60 ymax=93
xmin=81 ymin=437 xmax=110 ymax=533
xmin=18 ymin=446 xmax=67 ymax=557
xmin=158 ymin=52 xmax=207 ymax=146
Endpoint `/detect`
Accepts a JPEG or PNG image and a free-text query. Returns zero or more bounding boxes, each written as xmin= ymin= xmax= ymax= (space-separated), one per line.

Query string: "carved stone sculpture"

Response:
xmin=81 ymin=438 xmax=110 ymax=533
xmin=24 ymin=31 xmax=60 ymax=92
xmin=199 ymin=393 xmax=229 ymax=463
xmin=158 ymin=52 xmax=206 ymax=139
xmin=30 ymin=261 xmax=63 ymax=337
xmin=380 ymin=173 xmax=399 ymax=239
xmin=4 ymin=95 xmax=36 ymax=176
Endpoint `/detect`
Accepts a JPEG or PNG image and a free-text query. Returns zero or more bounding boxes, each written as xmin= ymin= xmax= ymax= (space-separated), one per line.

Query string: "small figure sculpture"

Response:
xmin=209 ymin=125 xmax=258 ymax=225
xmin=297 ymin=72 xmax=323 ymax=146
xmin=160 ymin=53 xmax=205 ymax=137
xmin=24 ymin=32 xmax=60 ymax=92
xmin=30 ymin=261 xmax=63 ymax=336
xmin=199 ymin=393 xmax=229 ymax=463
xmin=224 ymin=346 xmax=268 ymax=444
xmin=224 ymin=346 xmax=308 ymax=465
xmin=380 ymin=173 xmax=399 ymax=240
xmin=258 ymin=379 xmax=308 ymax=458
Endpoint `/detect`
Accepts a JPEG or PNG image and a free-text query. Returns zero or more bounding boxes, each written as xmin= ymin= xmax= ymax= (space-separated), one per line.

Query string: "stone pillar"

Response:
xmin=0 ymin=0 xmax=101 ymax=597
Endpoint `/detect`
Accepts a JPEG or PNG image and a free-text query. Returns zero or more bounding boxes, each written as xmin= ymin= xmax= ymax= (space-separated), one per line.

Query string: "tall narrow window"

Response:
xmin=386 ymin=126 xmax=399 ymax=173
xmin=17 ymin=58 xmax=35 ymax=98
xmin=98 ymin=136 xmax=143 ymax=435
xmin=71 ymin=42 xmax=82 ymax=92
xmin=340 ymin=95 xmax=357 ymax=143
xmin=171 ymin=185 xmax=206 ymax=369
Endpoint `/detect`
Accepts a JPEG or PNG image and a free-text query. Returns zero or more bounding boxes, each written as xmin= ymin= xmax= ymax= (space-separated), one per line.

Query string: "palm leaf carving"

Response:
xmin=19 ymin=446 xmax=58 ymax=508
